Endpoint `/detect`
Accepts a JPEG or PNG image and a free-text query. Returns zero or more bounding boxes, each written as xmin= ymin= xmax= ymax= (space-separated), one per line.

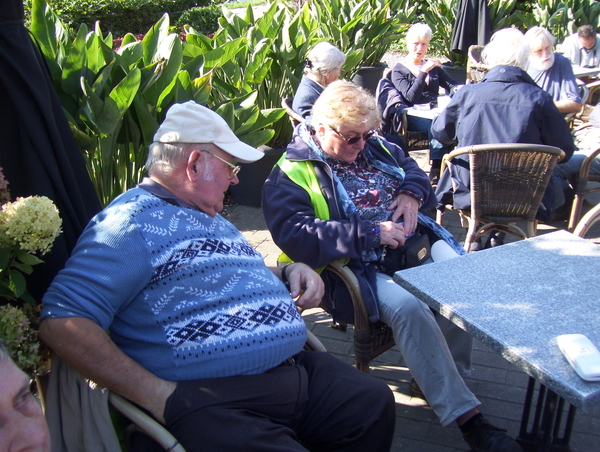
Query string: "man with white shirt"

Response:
xmin=525 ymin=26 xmax=583 ymax=113
xmin=562 ymin=25 xmax=600 ymax=68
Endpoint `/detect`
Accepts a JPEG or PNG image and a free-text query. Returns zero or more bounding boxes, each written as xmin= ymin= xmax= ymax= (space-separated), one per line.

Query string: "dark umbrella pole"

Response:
xmin=450 ymin=0 xmax=491 ymax=55
xmin=0 ymin=0 xmax=102 ymax=301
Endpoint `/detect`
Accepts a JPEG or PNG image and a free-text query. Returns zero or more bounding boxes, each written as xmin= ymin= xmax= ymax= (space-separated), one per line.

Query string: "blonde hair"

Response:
xmin=312 ymin=80 xmax=381 ymax=131
xmin=483 ymin=28 xmax=530 ymax=69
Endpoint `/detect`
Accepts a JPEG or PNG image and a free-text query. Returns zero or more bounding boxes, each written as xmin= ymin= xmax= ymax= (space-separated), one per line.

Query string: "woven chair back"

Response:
xmin=468 ymin=144 xmax=565 ymax=224
xmin=466 ymin=45 xmax=490 ymax=84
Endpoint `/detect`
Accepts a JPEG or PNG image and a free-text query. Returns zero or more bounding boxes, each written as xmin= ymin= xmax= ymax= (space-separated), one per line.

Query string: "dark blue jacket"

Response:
xmin=262 ymin=131 xmax=434 ymax=324
xmin=431 ymin=65 xmax=575 ymax=218
xmin=292 ymin=76 xmax=323 ymax=118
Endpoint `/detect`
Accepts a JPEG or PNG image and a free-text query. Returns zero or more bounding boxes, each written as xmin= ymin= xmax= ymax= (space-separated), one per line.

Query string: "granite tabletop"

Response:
xmin=394 ymin=230 xmax=600 ymax=409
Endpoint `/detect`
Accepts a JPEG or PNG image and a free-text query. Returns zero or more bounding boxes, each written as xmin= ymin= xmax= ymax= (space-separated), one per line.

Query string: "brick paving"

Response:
xmin=224 ymin=149 xmax=600 ymax=451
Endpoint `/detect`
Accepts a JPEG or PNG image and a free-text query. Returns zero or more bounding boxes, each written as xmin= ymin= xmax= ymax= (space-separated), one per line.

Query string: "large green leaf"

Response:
xmin=9 ymin=270 xmax=26 ymax=298
xmin=215 ymin=102 xmax=236 ymax=129
xmin=61 ymin=25 xmax=88 ymax=95
xmin=239 ymin=129 xmax=275 ymax=148
xmin=30 ymin=0 xmax=63 ymax=60
xmin=96 ymin=68 xmax=142 ymax=136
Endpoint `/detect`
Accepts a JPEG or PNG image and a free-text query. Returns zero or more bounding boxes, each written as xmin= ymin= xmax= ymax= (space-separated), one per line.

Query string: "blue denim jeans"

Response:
xmin=407 ymin=115 xmax=449 ymax=160
xmin=376 ymin=272 xmax=480 ymax=426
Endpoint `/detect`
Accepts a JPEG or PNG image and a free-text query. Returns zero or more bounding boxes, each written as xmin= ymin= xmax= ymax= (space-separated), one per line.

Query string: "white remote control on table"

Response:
xmin=557 ymin=334 xmax=600 ymax=382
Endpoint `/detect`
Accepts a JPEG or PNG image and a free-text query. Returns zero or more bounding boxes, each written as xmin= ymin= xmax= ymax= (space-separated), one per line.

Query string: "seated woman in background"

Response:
xmin=292 ymin=41 xmax=346 ymax=118
xmin=389 ymin=22 xmax=458 ymax=182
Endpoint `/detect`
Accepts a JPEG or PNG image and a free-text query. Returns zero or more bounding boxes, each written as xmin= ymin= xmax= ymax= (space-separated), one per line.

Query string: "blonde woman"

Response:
xmin=389 ymin=23 xmax=458 ymax=181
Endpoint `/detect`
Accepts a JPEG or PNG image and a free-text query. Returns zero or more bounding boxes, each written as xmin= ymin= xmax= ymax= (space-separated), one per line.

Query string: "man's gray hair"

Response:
xmin=406 ymin=23 xmax=433 ymax=45
xmin=305 ymin=42 xmax=346 ymax=74
xmin=145 ymin=142 xmax=198 ymax=177
xmin=524 ymin=26 xmax=556 ymax=50
xmin=483 ymin=28 xmax=530 ymax=70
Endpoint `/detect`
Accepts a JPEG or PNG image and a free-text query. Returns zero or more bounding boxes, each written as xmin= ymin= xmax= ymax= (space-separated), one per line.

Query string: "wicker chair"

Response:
xmin=466 ymin=45 xmax=490 ymax=84
xmin=573 ymin=201 xmax=600 ymax=238
xmin=282 ymin=97 xmax=304 ymax=128
xmin=567 ymin=145 xmax=600 ymax=231
xmin=436 ymin=144 xmax=565 ymax=252
xmin=324 ymin=260 xmax=395 ymax=374
xmin=109 ymin=392 xmax=187 ymax=452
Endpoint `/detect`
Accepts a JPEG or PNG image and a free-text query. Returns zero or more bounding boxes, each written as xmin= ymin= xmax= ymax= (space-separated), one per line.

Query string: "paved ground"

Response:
xmin=224 ymin=149 xmax=600 ymax=452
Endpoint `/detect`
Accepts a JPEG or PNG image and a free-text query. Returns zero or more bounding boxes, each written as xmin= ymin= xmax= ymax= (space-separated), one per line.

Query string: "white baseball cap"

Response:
xmin=153 ymin=101 xmax=264 ymax=163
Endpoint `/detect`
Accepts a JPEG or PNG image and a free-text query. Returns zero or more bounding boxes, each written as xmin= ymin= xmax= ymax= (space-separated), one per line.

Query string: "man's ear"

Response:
xmin=186 ymin=148 xmax=202 ymax=181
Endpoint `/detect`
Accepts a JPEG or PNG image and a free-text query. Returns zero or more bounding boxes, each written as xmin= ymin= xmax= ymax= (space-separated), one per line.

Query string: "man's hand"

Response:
xmin=387 ymin=193 xmax=420 ymax=235
xmin=379 ymin=221 xmax=406 ymax=248
xmin=282 ymin=263 xmax=324 ymax=309
xmin=146 ymin=380 xmax=177 ymax=424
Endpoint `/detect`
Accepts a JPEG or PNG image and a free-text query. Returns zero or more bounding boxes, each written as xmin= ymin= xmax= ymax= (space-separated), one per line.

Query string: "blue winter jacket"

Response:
xmin=262 ymin=131 xmax=435 ymax=324
xmin=431 ymin=65 xmax=575 ymax=219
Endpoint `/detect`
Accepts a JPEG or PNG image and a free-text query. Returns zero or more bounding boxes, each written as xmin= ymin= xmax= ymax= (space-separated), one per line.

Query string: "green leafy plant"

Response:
xmin=176 ymin=4 xmax=223 ymax=35
xmin=422 ymin=0 xmax=467 ymax=67
xmin=30 ymin=0 xmax=283 ymax=205
xmin=487 ymin=0 xmax=528 ymax=32
xmin=310 ymin=0 xmax=415 ymax=70
xmin=40 ymin=0 xmax=211 ymax=35
xmin=525 ymin=0 xmax=600 ymax=42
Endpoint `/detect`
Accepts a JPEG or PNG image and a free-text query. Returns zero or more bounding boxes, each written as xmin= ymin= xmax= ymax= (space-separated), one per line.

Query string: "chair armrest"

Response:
xmin=578 ymin=147 xmax=600 ymax=182
xmin=108 ymin=392 xmax=186 ymax=452
xmin=326 ymin=260 xmax=370 ymax=330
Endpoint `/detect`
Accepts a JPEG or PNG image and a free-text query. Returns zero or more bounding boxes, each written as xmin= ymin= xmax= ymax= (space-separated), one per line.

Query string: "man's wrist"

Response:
xmin=281 ymin=264 xmax=291 ymax=291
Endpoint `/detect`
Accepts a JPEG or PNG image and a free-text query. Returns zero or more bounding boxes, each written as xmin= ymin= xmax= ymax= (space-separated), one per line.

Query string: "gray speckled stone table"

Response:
xmin=395 ymin=230 xmax=600 ymax=408
xmin=394 ymin=230 xmax=600 ymax=449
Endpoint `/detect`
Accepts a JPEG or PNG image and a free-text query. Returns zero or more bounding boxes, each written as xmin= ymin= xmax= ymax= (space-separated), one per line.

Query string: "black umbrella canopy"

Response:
xmin=0 ymin=0 xmax=102 ymax=301
xmin=451 ymin=0 xmax=492 ymax=54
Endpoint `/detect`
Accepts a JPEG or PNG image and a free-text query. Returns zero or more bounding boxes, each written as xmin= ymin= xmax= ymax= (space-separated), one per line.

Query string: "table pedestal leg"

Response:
xmin=516 ymin=377 xmax=577 ymax=451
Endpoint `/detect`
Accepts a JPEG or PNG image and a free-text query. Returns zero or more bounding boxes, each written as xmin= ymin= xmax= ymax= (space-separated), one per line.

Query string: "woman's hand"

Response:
xmin=388 ymin=193 xmax=420 ymax=235
xmin=379 ymin=221 xmax=406 ymax=248
xmin=421 ymin=58 xmax=442 ymax=73
xmin=283 ymin=263 xmax=325 ymax=309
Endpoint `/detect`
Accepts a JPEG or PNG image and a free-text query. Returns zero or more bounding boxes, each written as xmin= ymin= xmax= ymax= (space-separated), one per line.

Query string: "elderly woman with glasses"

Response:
xmin=262 ymin=80 xmax=524 ymax=452
xmin=292 ymin=41 xmax=346 ymax=118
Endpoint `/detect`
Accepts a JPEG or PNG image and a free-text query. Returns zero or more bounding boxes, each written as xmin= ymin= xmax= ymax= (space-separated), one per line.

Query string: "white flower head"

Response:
xmin=0 ymin=196 xmax=62 ymax=255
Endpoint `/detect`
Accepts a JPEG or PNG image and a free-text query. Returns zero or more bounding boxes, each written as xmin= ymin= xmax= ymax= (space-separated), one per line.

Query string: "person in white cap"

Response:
xmin=38 ymin=101 xmax=395 ymax=452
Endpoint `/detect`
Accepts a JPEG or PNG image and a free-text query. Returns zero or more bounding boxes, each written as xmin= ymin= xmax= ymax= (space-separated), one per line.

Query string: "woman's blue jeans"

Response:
xmin=407 ymin=115 xmax=448 ymax=161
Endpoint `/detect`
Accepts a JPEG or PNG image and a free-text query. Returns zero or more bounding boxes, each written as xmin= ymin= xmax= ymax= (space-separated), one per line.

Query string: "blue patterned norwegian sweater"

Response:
xmin=41 ymin=187 xmax=307 ymax=380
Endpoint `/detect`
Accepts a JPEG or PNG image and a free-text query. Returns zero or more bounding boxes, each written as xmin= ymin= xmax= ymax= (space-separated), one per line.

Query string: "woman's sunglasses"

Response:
xmin=330 ymin=126 xmax=375 ymax=145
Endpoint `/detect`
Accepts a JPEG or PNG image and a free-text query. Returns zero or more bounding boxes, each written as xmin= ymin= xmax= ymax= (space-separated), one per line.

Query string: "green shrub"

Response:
xmin=46 ymin=0 xmax=212 ymax=36
xmin=176 ymin=4 xmax=223 ymax=34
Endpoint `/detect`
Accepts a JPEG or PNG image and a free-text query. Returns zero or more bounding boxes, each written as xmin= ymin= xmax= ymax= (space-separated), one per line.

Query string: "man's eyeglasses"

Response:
xmin=201 ymin=150 xmax=241 ymax=178
xmin=330 ymin=126 xmax=375 ymax=145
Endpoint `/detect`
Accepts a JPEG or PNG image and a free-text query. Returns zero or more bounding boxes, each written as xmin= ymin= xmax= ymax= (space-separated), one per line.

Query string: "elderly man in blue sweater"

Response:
xmin=39 ymin=101 xmax=395 ymax=452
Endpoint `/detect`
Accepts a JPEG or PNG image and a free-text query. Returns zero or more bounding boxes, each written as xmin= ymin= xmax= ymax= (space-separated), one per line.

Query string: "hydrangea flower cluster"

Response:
xmin=0 ymin=304 xmax=43 ymax=374
xmin=0 ymin=195 xmax=62 ymax=255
